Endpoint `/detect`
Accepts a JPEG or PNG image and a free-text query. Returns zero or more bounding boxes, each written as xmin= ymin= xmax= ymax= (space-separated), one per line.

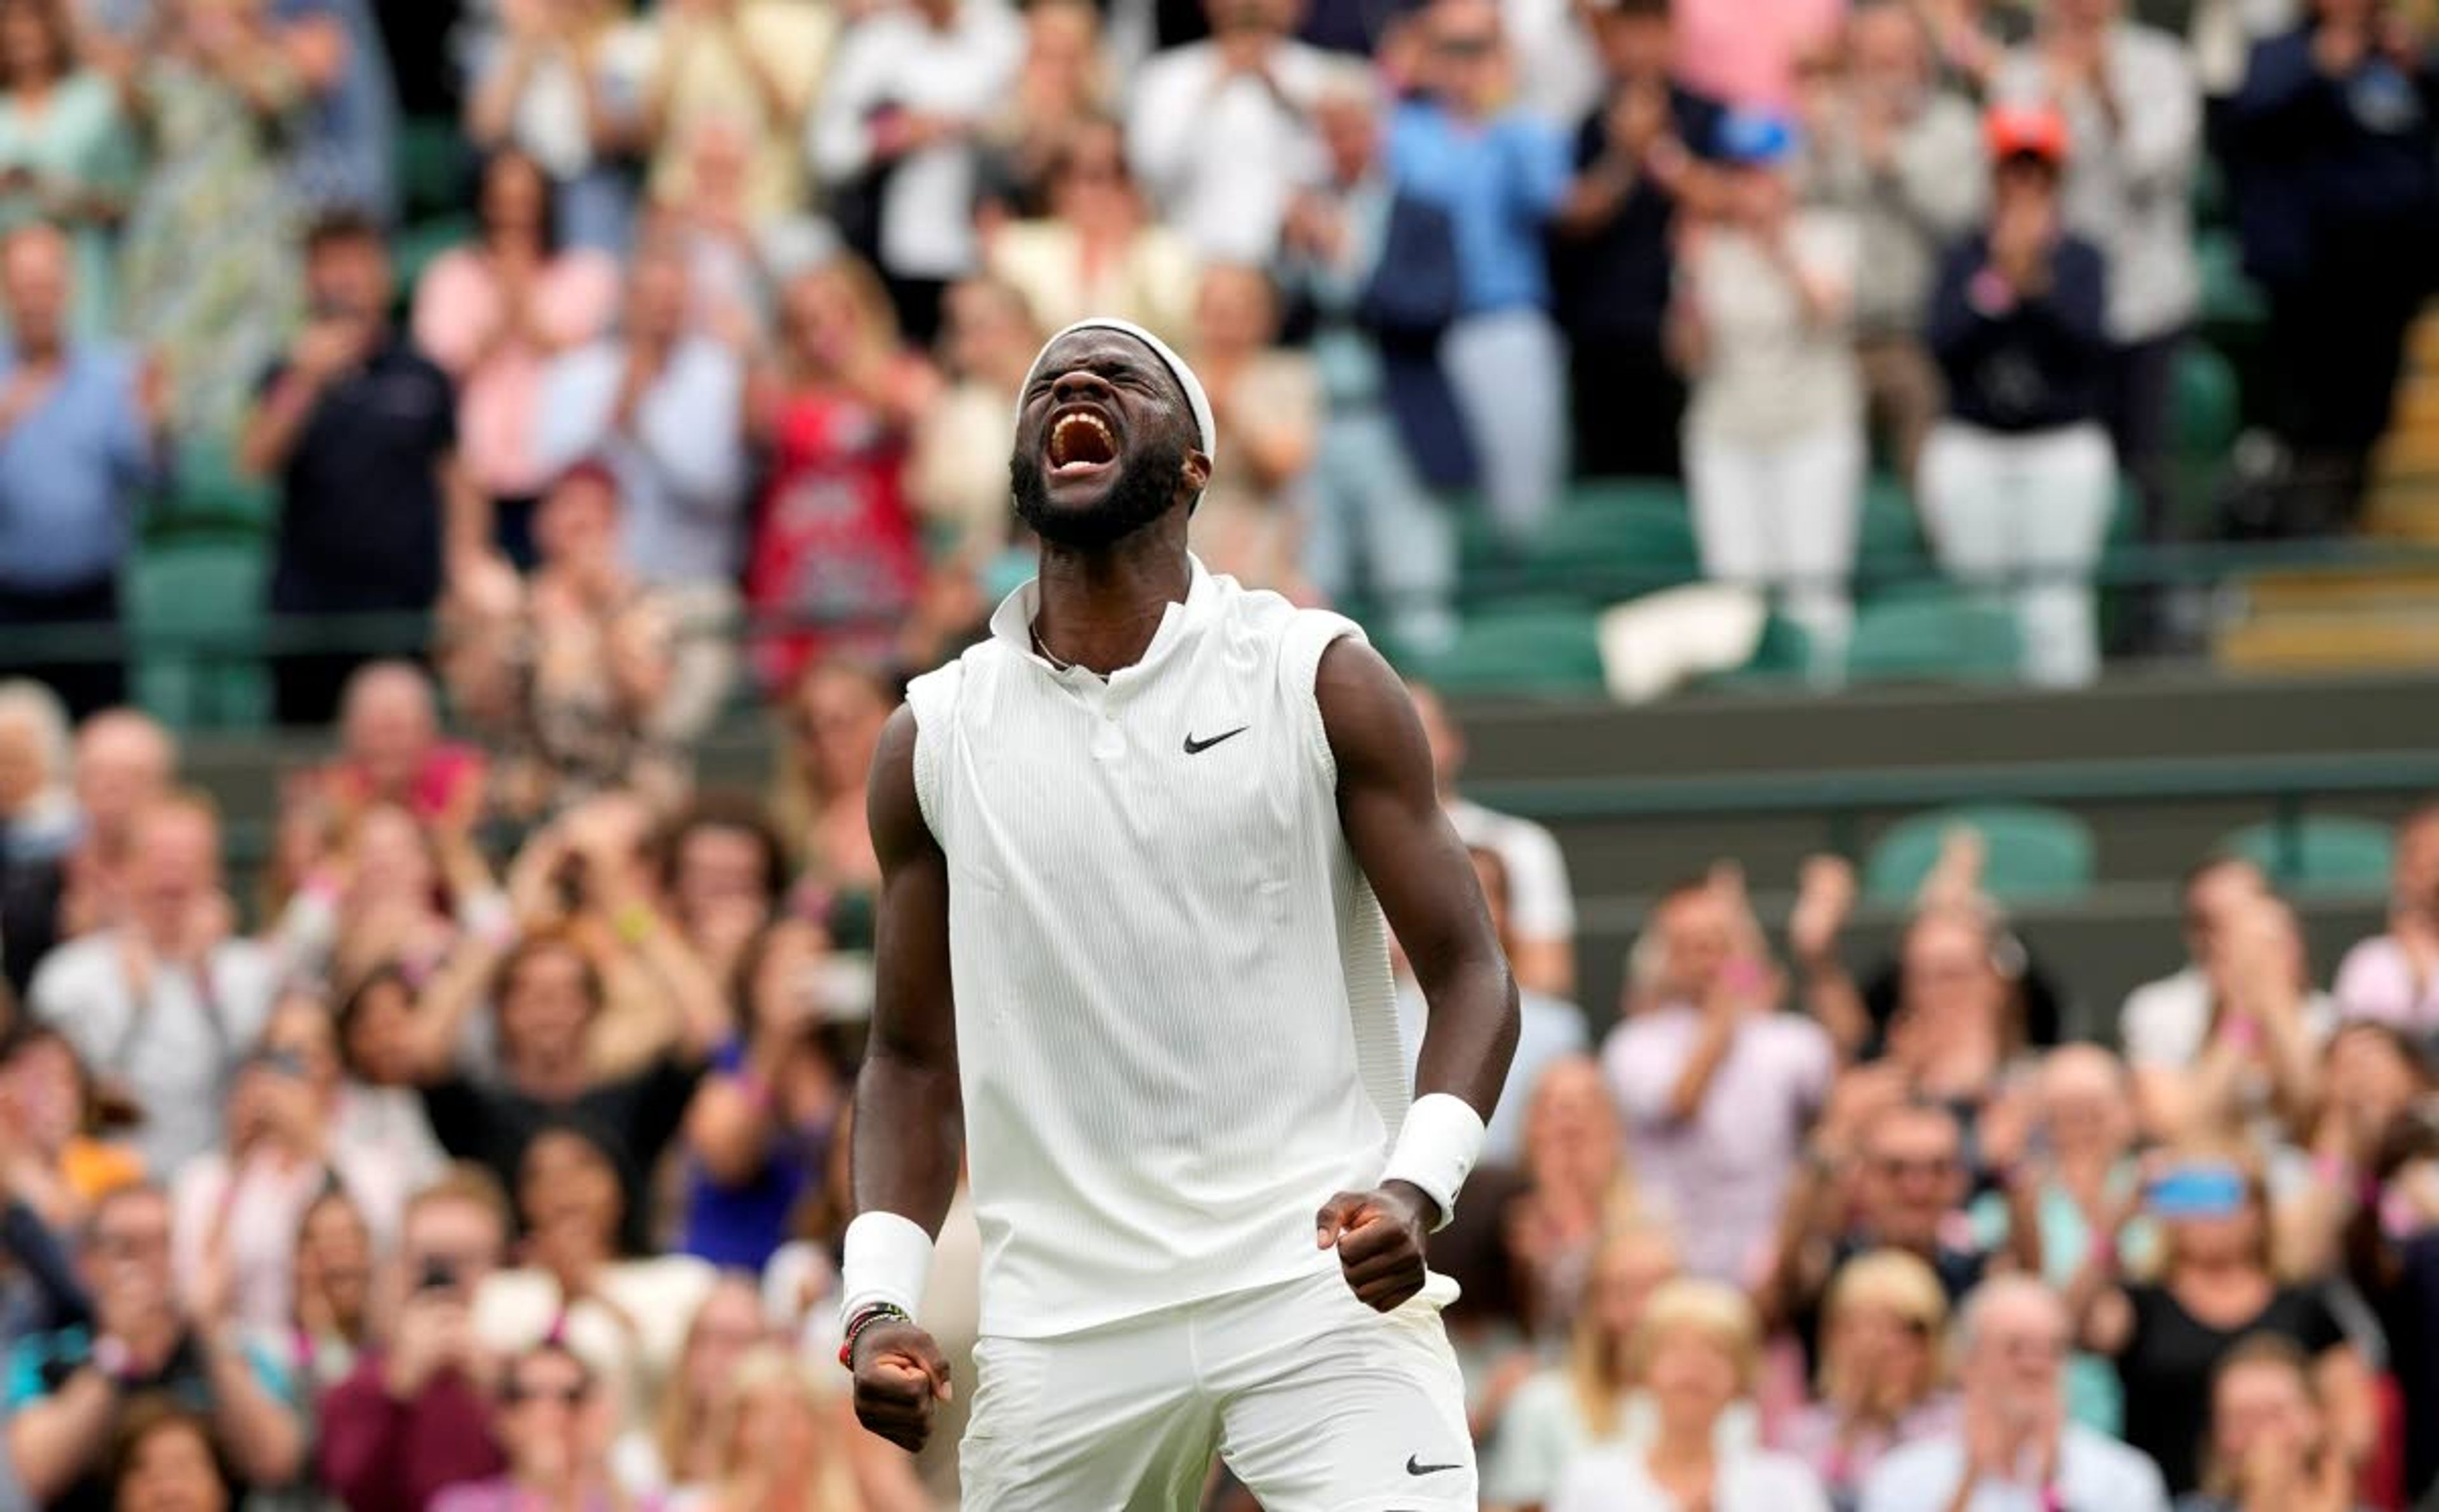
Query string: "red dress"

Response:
xmin=744 ymin=387 xmax=925 ymax=690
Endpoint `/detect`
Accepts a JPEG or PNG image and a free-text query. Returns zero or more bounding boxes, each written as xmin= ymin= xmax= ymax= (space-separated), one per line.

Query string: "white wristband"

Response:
xmin=839 ymin=1211 xmax=935 ymax=1327
xmin=1381 ymin=1093 xmax=1486 ymax=1233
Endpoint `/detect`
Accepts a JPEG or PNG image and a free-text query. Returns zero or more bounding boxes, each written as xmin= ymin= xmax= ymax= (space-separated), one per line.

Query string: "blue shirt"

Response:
xmin=1387 ymin=101 xmax=1569 ymax=314
xmin=678 ymin=1041 xmax=828 ymax=1273
xmin=0 ymin=344 xmax=157 ymax=592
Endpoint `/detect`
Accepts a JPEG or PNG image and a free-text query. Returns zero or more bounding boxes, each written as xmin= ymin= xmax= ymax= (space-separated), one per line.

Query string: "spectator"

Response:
xmin=330 ymin=966 xmax=452 ymax=1186
xmin=1184 ymin=264 xmax=1317 ymax=596
xmin=1125 ymin=0 xmax=1330 ymax=267
xmin=1775 ymin=1249 xmax=1963 ymax=1508
xmin=2331 ymin=800 xmax=2439 ymax=1036
xmin=278 ymin=0 xmax=398 ymax=220
xmin=640 ymin=0 xmax=830 ymax=231
xmin=654 ymin=795 xmax=788 ymax=986
xmin=1505 ymin=1058 xmax=1643 ymax=1338
xmin=908 ymin=275 xmax=1038 ymax=565
xmin=1550 ymin=1279 xmax=1829 ymax=1512
xmin=2076 ymin=1145 xmax=2370 ymax=1494
xmin=1605 ymin=874 xmax=1836 ymax=1283
xmin=810 ymin=0 xmax=1023 ymax=345
xmin=1919 ymin=102 xmax=2116 ymax=688
xmin=1481 ymin=1220 xmax=1696 ymax=1507
xmin=742 ymin=257 xmax=934 ymax=690
xmin=986 ymin=115 xmax=1200 ymax=342
xmin=0 ymin=1024 xmax=144 ymax=1233
xmin=0 ymin=681 xmax=72 ymax=862
xmin=321 ymin=662 xmax=490 ymax=832
xmin=2132 ymin=890 xmax=2333 ymax=1148
xmin=314 ymin=1166 xmax=513 ymax=1512
xmin=1674 ymin=109 xmax=1865 ymax=683
xmin=1406 ymin=681 xmax=1578 ymax=997
xmin=3 ymin=1182 xmax=307 ymax=1511
xmin=269 ymin=796 xmax=501 ymax=998
xmin=533 ymin=230 xmax=749 ymax=610
xmin=1551 ymin=0 xmax=1719 ymax=481
xmin=0 ymin=0 xmax=136 ymax=338
xmin=428 ymin=1341 xmax=631 ymax=1512
xmin=611 ymin=1273 xmax=764 ymax=1497
xmin=1390 ymin=0 xmax=1569 ymax=545
xmin=462 ymin=0 xmax=655 ymax=253
xmin=769 ymin=658 xmax=896 ymax=938
xmin=412 ymin=149 xmax=622 ymax=563
xmin=4 ymin=708 xmax=177 ymax=980
xmin=1992 ymin=0 xmax=2201 ymax=551
xmin=695 ymin=1346 xmax=927 ymax=1512
xmin=654 ymin=116 xmax=780 ymax=350
xmin=1860 ymin=1275 xmax=2170 ymax=1511
xmin=471 ymin=1123 xmax=716 ymax=1437
xmin=27 ymin=796 xmax=273 ymax=1176
xmin=263 ymin=1186 xmax=377 ymax=1403
xmin=678 ymin=921 xmax=843 ymax=1273
xmin=117 ymin=0 xmax=306 ymax=445
xmin=104 ymin=1399 xmax=231 ymax=1512
xmin=1879 ymin=904 xmax=2027 ymax=1127
xmin=0 ymin=224 xmax=166 ymax=721
xmin=242 ymin=211 xmax=462 ymax=728
xmin=2180 ymin=1333 xmax=2357 ymax=1512
xmin=1799 ymin=0 xmax=1985 ymax=482
xmin=1970 ymin=1045 xmax=2146 ymax=1435
xmin=2224 ymin=0 xmax=2439 ymax=525
xmin=1279 ymin=72 xmax=1465 ymax=655
xmin=1674 ymin=0 xmax=1846 ymax=111
xmin=974 ymin=0 xmax=1112 ymax=220
xmin=2121 ymin=856 xmax=2270 ymax=1087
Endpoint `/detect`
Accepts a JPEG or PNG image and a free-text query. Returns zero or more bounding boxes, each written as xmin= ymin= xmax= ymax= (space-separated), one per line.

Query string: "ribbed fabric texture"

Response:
xmin=904 ymin=560 xmax=1405 ymax=1339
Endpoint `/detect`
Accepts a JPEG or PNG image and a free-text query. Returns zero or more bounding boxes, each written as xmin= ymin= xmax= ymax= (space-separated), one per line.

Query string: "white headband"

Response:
xmin=1019 ymin=318 xmax=1217 ymax=461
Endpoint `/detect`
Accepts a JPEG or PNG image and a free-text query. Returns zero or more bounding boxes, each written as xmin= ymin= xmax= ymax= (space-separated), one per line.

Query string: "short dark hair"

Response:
xmin=493 ymin=927 xmax=607 ymax=1014
xmin=656 ymin=793 xmax=789 ymax=907
xmin=304 ymin=208 xmax=386 ymax=257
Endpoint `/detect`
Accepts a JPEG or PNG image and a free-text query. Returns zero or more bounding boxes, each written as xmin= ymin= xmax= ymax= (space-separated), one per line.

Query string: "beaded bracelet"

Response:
xmin=838 ymin=1301 xmax=913 ymax=1370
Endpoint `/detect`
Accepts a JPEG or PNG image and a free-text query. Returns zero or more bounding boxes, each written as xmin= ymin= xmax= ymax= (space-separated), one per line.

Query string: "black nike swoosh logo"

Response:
xmin=1183 ymin=726 xmax=1249 ymax=755
xmin=1405 ymin=1456 xmax=1461 ymax=1476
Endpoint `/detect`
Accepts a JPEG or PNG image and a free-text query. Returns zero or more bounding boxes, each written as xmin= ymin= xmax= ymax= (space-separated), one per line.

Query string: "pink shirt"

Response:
xmin=2333 ymin=934 xmax=2439 ymax=1033
xmin=412 ymin=246 xmax=622 ymax=498
xmin=1603 ymin=1004 xmax=1835 ymax=1284
xmin=1672 ymin=0 xmax=1846 ymax=110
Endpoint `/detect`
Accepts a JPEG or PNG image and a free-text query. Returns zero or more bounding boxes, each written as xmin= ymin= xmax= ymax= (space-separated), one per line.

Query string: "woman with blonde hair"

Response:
xmin=1551 ymin=1279 xmax=1828 ymax=1512
xmin=1772 ymin=1249 xmax=1959 ymax=1508
xmin=612 ymin=1271 xmax=767 ymax=1495
xmin=698 ymin=1346 xmax=927 ymax=1512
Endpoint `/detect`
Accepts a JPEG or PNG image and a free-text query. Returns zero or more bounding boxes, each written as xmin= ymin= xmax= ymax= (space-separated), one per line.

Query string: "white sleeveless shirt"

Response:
xmin=904 ymin=559 xmax=1408 ymax=1339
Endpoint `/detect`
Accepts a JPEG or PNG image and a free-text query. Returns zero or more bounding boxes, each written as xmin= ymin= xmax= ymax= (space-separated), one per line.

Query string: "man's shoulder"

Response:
xmin=27 ymin=930 xmax=117 ymax=1002
xmin=2063 ymin=1422 xmax=2169 ymax=1493
xmin=1857 ymin=1431 xmax=1961 ymax=1502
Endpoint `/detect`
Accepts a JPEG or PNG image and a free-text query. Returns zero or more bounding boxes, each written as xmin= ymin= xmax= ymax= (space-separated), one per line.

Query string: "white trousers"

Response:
xmin=1685 ymin=422 xmax=1865 ymax=681
xmin=958 ymin=1268 xmax=1474 ymax=1512
xmin=1918 ymin=420 xmax=2117 ymax=688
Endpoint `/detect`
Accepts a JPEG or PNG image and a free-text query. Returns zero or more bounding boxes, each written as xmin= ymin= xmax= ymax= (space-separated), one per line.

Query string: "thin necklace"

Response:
xmin=1032 ymin=622 xmax=1103 ymax=679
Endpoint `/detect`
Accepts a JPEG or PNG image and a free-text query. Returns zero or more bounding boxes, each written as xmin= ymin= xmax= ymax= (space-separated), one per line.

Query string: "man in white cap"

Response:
xmin=839 ymin=316 xmax=1519 ymax=1507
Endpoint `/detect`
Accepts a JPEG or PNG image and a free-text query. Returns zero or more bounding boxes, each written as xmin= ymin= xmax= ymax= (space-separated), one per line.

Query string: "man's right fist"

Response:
xmin=849 ymin=1321 xmax=953 ymax=1452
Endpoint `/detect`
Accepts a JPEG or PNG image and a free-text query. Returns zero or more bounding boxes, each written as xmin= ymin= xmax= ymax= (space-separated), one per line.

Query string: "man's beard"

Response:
xmin=1010 ymin=434 xmax=1188 ymax=549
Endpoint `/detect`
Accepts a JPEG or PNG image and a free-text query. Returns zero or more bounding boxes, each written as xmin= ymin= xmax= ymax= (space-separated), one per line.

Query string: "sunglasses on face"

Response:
xmin=502 ymin=1377 xmax=593 ymax=1407
xmin=1433 ymin=32 xmax=1497 ymax=55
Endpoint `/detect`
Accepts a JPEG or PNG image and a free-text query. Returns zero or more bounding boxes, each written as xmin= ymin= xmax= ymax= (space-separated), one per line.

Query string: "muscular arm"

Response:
xmin=1319 ymin=640 xmax=1519 ymax=1129
xmin=849 ymin=706 xmax=964 ymax=1238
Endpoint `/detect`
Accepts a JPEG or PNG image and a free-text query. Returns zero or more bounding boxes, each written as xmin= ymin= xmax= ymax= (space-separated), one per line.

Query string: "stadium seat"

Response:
xmin=1864 ymin=803 xmax=2099 ymax=906
xmin=1521 ymin=482 xmax=1701 ymax=599
xmin=1856 ymin=472 xmax=1931 ymax=588
xmin=159 ymin=434 xmax=274 ymax=534
xmin=1844 ymin=588 xmax=2022 ymax=685
xmin=394 ymin=214 xmax=477 ymax=295
xmin=2175 ymin=344 xmax=2242 ymax=462
xmin=2196 ymin=229 xmax=2268 ymax=334
xmin=398 ymin=117 xmax=467 ymax=222
xmin=124 ymin=536 xmax=271 ymax=730
xmin=2222 ymin=816 xmax=2395 ymax=893
xmin=1414 ymin=603 xmax=1607 ymax=697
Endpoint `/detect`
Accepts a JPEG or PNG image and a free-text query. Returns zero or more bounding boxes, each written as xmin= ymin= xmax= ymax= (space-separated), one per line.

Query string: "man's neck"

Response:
xmin=1032 ymin=526 xmax=1193 ymax=676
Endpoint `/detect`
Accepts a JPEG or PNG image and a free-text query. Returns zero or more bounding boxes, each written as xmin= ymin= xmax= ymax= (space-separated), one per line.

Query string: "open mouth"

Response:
xmin=1046 ymin=406 xmax=1119 ymax=477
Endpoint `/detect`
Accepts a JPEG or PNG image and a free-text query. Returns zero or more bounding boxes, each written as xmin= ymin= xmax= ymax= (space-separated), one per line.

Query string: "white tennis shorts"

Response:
xmin=959 ymin=1266 xmax=1476 ymax=1511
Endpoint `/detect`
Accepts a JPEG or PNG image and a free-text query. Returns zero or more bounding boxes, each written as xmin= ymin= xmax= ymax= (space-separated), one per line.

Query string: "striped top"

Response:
xmin=905 ymin=558 xmax=1406 ymax=1338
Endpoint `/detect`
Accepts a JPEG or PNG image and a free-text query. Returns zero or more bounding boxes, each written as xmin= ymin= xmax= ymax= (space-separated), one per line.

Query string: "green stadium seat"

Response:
xmin=2175 ymin=344 xmax=2241 ymax=462
xmin=124 ymin=536 xmax=270 ymax=730
xmin=2222 ymin=817 xmax=2395 ymax=894
xmin=2191 ymin=154 xmax=2228 ymax=229
xmin=159 ymin=434 xmax=273 ymax=535
xmin=1696 ymin=612 xmax=1813 ymax=692
xmin=1864 ymin=803 xmax=2099 ymax=906
xmin=1414 ymin=604 xmax=1607 ymax=697
xmin=2197 ymin=229 xmax=2268 ymax=334
xmin=395 ymin=214 xmax=477 ymax=294
xmin=398 ymin=117 xmax=466 ymax=222
xmin=1521 ymin=483 xmax=1701 ymax=598
xmin=1844 ymin=588 xmax=2022 ymax=685
xmin=1857 ymin=472 xmax=1931 ymax=589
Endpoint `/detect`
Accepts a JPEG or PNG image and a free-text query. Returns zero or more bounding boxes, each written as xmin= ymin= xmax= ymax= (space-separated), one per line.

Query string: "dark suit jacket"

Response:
xmin=1357 ymin=192 xmax=1477 ymax=489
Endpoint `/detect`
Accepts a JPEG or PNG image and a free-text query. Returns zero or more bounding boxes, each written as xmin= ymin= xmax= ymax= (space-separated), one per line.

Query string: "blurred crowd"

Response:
xmin=0 ymin=0 xmax=2431 ymax=1509
xmin=0 ymin=0 xmax=2435 ymax=724
xmin=0 ymin=658 xmax=2436 ymax=1511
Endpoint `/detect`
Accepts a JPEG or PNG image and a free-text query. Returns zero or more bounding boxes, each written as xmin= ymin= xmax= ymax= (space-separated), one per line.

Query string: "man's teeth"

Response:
xmin=1051 ymin=412 xmax=1114 ymax=469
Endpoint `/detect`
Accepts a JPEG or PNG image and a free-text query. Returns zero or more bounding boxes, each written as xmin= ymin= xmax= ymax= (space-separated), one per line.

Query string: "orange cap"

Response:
xmin=1984 ymin=102 xmax=2069 ymax=165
